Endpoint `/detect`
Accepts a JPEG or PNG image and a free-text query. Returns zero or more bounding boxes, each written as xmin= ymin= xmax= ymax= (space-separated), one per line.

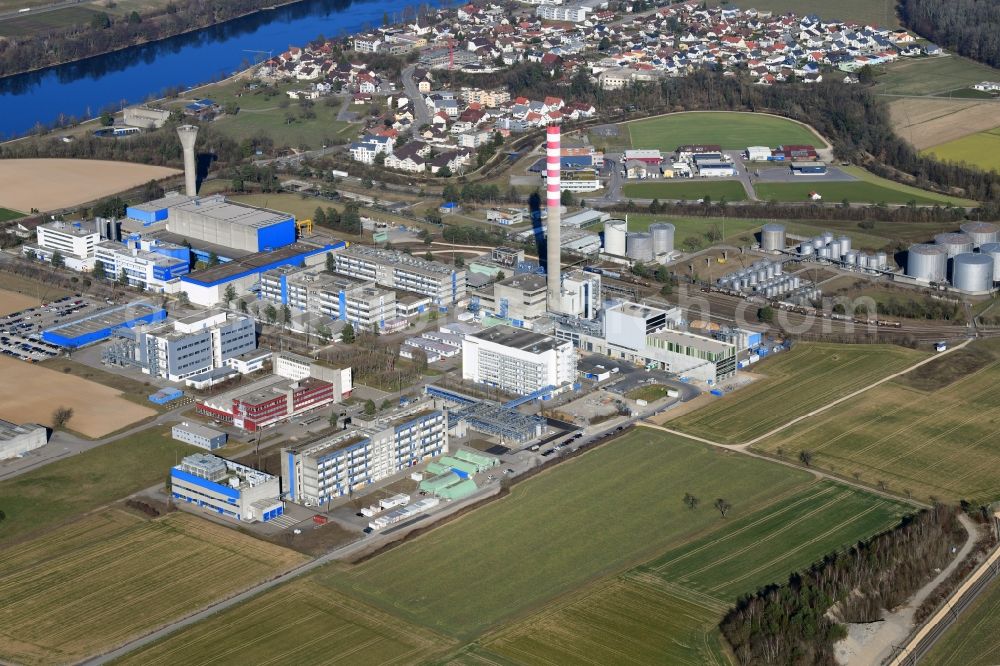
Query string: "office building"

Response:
xmin=166 ymin=195 xmax=296 ymax=253
xmin=462 ymin=325 xmax=576 ymax=396
xmin=170 ymin=453 xmax=283 ymax=523
xmin=272 ymin=351 xmax=353 ymax=397
xmin=282 ymin=398 xmax=448 ymax=504
xmin=94 ymin=238 xmax=190 ymax=291
xmin=172 ymin=422 xmax=227 ymax=450
xmin=23 ymin=220 xmax=100 ymax=270
xmin=331 ymin=245 xmax=465 ymax=310
xmin=259 ymin=266 xmax=397 ymax=330
xmin=472 ymin=273 xmax=547 ymax=326
xmin=0 ymin=420 xmax=47 ymax=460
xmin=197 ymin=375 xmax=337 ymax=432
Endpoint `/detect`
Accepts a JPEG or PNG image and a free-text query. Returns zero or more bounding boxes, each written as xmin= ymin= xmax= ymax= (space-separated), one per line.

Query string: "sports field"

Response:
xmin=672 ymin=343 xmax=924 ymax=444
xmin=0 ymin=355 xmax=155 ymax=437
xmin=0 ymin=428 xmax=196 ymax=545
xmin=923 ymin=129 xmax=1000 ymax=173
xmin=113 ymin=579 xmax=452 ymax=666
xmin=0 ymin=159 xmax=179 ymax=213
xmin=0 ymin=288 xmax=40 ymax=317
xmin=477 ymin=479 xmax=907 ymax=666
xmin=0 ymin=510 xmax=306 ymax=665
xmin=621 ymin=179 xmax=747 ymax=201
xmin=922 ymin=573 xmax=1000 ymax=666
xmin=755 ymin=342 xmax=1000 ymax=502
xmin=753 ymin=180 xmax=962 ymax=206
xmin=625 ymin=112 xmax=825 ymax=151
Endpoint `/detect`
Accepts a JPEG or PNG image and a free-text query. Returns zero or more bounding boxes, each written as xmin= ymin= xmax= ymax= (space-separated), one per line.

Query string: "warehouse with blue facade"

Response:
xmin=42 ymin=301 xmax=167 ymax=348
xmin=166 ymin=195 xmax=296 ymax=253
xmin=170 ymin=453 xmax=283 ymax=523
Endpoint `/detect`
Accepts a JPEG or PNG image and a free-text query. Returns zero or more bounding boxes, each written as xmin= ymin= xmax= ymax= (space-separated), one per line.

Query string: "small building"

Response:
xmin=791 ymin=161 xmax=827 ymax=175
xmin=745 ymin=146 xmax=772 ymax=161
xmin=0 ymin=420 xmax=47 ymax=460
xmin=170 ymin=453 xmax=283 ymax=523
xmin=622 ymin=149 xmax=663 ymax=165
xmin=172 ymin=421 xmax=227 ymax=451
xmin=697 ymin=162 xmax=737 ymax=177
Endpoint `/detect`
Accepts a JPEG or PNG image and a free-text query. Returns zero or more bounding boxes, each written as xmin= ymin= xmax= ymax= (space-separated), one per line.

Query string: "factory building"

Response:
xmin=0 ymin=420 xmax=47 ymax=460
xmin=42 ymin=301 xmax=167 ymax=348
xmin=559 ymin=269 xmax=602 ymax=320
xmin=23 ymin=220 xmax=100 ymax=271
xmin=745 ymin=146 xmax=771 ymax=161
xmin=196 ymin=375 xmax=337 ymax=432
xmin=790 ymin=161 xmax=827 ymax=175
xmin=462 ymin=325 xmax=577 ymax=396
xmin=515 ymin=226 xmax=602 ymax=256
xmin=171 ymin=422 xmax=227 ymax=450
xmin=331 ymin=245 xmax=465 ymax=310
xmin=170 ymin=453 xmax=283 ymax=523
xmin=282 ymin=398 xmax=448 ymax=503
xmin=272 ymin=350 xmax=353 ymax=396
xmin=473 ymin=273 xmax=548 ymax=326
xmin=259 ymin=266 xmax=396 ymax=331
xmin=125 ymin=193 xmax=195 ymax=227
xmin=94 ymin=238 xmax=190 ymax=292
xmin=165 ymin=195 xmax=296 ymax=253
xmin=697 ymin=161 xmax=737 ymax=177
xmin=104 ymin=310 xmax=256 ymax=382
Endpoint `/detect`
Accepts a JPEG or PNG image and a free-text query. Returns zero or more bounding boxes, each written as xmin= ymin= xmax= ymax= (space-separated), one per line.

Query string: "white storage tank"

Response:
xmin=626 ymin=232 xmax=654 ymax=262
xmin=906 ymin=244 xmax=948 ymax=282
xmin=648 ymin=222 xmax=675 ymax=255
xmin=960 ymin=222 xmax=999 ymax=249
xmin=761 ymin=223 xmax=787 ymax=252
xmin=934 ymin=232 xmax=974 ymax=258
xmin=838 ymin=235 xmax=852 ymax=256
xmin=979 ymin=242 xmax=1000 ymax=278
xmin=952 ymin=253 xmax=994 ymax=293
xmin=604 ymin=219 xmax=627 ymax=255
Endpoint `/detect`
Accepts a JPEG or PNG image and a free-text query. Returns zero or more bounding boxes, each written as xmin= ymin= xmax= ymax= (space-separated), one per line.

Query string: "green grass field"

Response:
xmin=0 ymin=428 xmax=196 ymax=545
xmin=754 ymin=341 xmax=1000 ymax=503
xmin=477 ymin=478 xmax=907 ymax=666
xmin=874 ymin=56 xmax=1000 ymax=97
xmin=622 ymin=180 xmax=748 ymax=201
xmin=923 ymin=129 xmax=1000 ymax=173
xmin=0 ymin=207 xmax=24 ymax=222
xmin=322 ymin=430 xmax=812 ymax=639
xmin=672 ymin=343 xmax=925 ymax=445
xmin=0 ymin=6 xmax=103 ymax=37
xmin=0 ymin=510 xmax=306 ymax=665
xmin=211 ymin=105 xmax=355 ymax=151
xmin=922 ymin=572 xmax=1000 ymax=666
xmin=708 ymin=0 xmax=899 ymax=26
xmin=625 ymin=112 xmax=825 ymax=151
xmin=754 ymin=180 xmax=962 ymax=206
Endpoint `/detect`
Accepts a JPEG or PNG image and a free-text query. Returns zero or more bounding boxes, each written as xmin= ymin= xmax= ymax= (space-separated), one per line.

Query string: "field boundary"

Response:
xmin=617 ymin=109 xmax=832 ymax=150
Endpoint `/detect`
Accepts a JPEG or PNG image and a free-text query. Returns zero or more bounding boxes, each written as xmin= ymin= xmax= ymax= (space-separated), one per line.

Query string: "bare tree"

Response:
xmin=799 ymin=450 xmax=814 ymax=466
xmin=714 ymin=498 xmax=732 ymax=518
xmin=683 ymin=493 xmax=699 ymax=510
xmin=52 ymin=406 xmax=74 ymax=429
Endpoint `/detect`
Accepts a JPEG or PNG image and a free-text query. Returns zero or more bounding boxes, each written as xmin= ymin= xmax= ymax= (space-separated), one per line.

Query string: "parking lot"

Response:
xmin=0 ymin=294 xmax=97 ymax=362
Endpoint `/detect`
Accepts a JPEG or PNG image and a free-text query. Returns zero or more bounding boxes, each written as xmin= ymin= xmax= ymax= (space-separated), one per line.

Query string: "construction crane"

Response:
xmin=296 ymin=218 xmax=314 ymax=237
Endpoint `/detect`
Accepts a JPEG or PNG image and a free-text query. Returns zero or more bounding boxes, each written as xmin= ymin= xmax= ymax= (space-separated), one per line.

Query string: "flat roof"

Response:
xmin=168 ymin=195 xmax=292 ymax=229
xmin=648 ymin=327 xmax=735 ymax=353
xmin=40 ymin=220 xmax=97 ymax=237
xmin=608 ymin=302 xmax=668 ymax=319
xmin=44 ymin=301 xmax=163 ymax=338
xmin=499 ymin=273 xmax=546 ymax=291
xmin=471 ymin=324 xmax=560 ymax=353
xmin=183 ymin=242 xmax=328 ymax=284
xmin=129 ymin=193 xmax=195 ymax=213
xmin=295 ymin=430 xmax=370 ymax=459
xmin=173 ymin=421 xmax=225 ymax=439
xmin=0 ymin=419 xmax=45 ymax=441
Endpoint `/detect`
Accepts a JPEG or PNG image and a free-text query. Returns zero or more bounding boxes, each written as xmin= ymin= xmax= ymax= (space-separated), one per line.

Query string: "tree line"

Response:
xmin=900 ymin=0 xmax=1000 ymax=69
xmin=720 ymin=505 xmax=963 ymax=665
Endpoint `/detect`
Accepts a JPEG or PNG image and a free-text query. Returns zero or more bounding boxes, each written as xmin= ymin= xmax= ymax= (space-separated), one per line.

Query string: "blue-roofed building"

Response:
xmin=171 ymin=453 xmax=283 ymax=523
xmin=42 ymin=300 xmax=167 ymax=348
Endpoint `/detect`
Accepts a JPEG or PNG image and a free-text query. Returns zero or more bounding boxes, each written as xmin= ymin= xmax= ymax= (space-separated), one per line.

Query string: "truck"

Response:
xmin=331 ymin=169 xmax=349 ymax=179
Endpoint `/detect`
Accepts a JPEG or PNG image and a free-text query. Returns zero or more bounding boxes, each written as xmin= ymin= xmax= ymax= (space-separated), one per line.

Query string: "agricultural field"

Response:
xmin=922 ymin=573 xmax=1000 ymax=666
xmin=0 ymin=6 xmax=104 ymax=37
xmin=621 ymin=179 xmax=748 ymax=201
xmin=0 ymin=288 xmax=40 ymax=317
xmin=0 ymin=207 xmax=23 ymax=222
xmin=476 ymin=479 xmax=907 ymax=666
xmin=211 ymin=105 xmax=355 ymax=150
xmin=0 ymin=510 xmax=307 ymax=665
xmin=709 ymin=0 xmax=899 ymax=27
xmin=874 ymin=55 xmax=1000 ymax=97
xmin=754 ymin=340 xmax=1000 ymax=503
xmin=623 ymin=112 xmax=825 ymax=152
xmin=753 ymin=179 xmax=964 ymax=206
xmin=888 ymin=98 xmax=1000 ymax=151
xmin=0 ymin=428 xmax=196 ymax=545
xmin=672 ymin=343 xmax=925 ymax=444
xmin=923 ymin=129 xmax=1000 ymax=173
xmin=0 ymin=271 xmax=72 ymax=303
xmin=113 ymin=578 xmax=452 ymax=666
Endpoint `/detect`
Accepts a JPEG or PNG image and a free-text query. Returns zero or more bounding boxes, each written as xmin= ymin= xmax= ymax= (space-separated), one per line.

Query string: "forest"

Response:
xmin=720 ymin=505 xmax=964 ymax=665
xmin=899 ymin=0 xmax=1000 ymax=69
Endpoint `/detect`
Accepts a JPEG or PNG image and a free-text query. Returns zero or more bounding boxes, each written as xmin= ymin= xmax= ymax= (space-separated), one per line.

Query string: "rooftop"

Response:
xmin=173 ymin=421 xmax=225 ymax=440
xmin=43 ymin=301 xmax=164 ymax=339
xmin=40 ymin=220 xmax=98 ymax=237
xmin=0 ymin=419 xmax=45 ymax=441
xmin=129 ymin=193 xmax=195 ymax=213
xmin=471 ymin=324 xmax=561 ymax=353
xmin=341 ymin=244 xmax=459 ymax=277
xmin=183 ymin=242 xmax=330 ymax=285
xmin=168 ymin=195 xmax=292 ymax=229
xmin=648 ymin=327 xmax=736 ymax=354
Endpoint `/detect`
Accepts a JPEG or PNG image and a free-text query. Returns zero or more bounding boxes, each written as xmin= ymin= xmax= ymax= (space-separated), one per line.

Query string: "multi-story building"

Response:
xmin=22 ymin=220 xmax=100 ymax=270
xmin=105 ymin=310 xmax=256 ymax=381
xmin=537 ymin=2 xmax=593 ymax=22
xmin=282 ymin=398 xmax=448 ymax=503
xmin=462 ymin=325 xmax=577 ymax=396
xmin=197 ymin=375 xmax=337 ymax=432
xmin=473 ymin=273 xmax=548 ymax=326
xmin=170 ymin=453 xmax=283 ymax=523
xmin=272 ymin=350 xmax=353 ymax=398
xmin=259 ymin=267 xmax=396 ymax=330
xmin=93 ymin=238 xmax=190 ymax=291
xmin=332 ymin=245 xmax=465 ymax=310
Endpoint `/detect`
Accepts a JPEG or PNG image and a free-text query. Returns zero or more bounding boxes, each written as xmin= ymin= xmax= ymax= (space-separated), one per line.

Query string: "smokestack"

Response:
xmin=546 ymin=124 xmax=561 ymax=312
xmin=176 ymin=124 xmax=199 ymax=197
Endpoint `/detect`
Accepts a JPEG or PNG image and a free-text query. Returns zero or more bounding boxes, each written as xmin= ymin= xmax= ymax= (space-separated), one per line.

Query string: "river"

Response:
xmin=0 ymin=0 xmax=431 ymax=140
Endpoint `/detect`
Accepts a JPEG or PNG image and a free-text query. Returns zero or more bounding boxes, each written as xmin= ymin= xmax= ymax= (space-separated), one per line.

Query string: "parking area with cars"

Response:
xmin=0 ymin=294 xmax=95 ymax=361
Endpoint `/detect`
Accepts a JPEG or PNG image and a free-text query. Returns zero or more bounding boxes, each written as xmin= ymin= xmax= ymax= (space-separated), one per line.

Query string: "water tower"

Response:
xmin=176 ymin=124 xmax=199 ymax=197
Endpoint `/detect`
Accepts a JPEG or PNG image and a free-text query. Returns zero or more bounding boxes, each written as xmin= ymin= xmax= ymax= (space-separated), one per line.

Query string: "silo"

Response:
xmin=774 ymin=261 xmax=784 ymax=276
xmin=765 ymin=262 xmax=776 ymax=279
xmin=960 ymin=222 xmax=999 ymax=249
xmin=906 ymin=244 xmax=949 ymax=281
xmin=761 ymin=223 xmax=787 ymax=252
xmin=604 ymin=219 xmax=627 ymax=255
xmin=648 ymin=223 xmax=675 ymax=255
xmin=934 ymin=232 xmax=974 ymax=258
xmin=812 ymin=236 xmax=825 ymax=249
xmin=626 ymin=232 xmax=654 ymax=262
xmin=952 ymin=253 xmax=994 ymax=292
xmin=800 ymin=243 xmax=814 ymax=257
xmin=844 ymin=251 xmax=858 ymax=265
xmin=819 ymin=247 xmax=831 ymax=260
xmin=858 ymin=253 xmax=870 ymax=269
xmin=875 ymin=251 xmax=888 ymax=269
xmin=829 ymin=239 xmax=843 ymax=260
xmin=838 ymin=235 xmax=852 ymax=256
xmin=979 ymin=242 xmax=1000 ymax=278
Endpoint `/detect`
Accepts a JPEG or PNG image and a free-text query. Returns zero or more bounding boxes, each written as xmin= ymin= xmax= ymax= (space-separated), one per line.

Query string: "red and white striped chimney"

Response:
xmin=546 ymin=124 xmax=562 ymax=312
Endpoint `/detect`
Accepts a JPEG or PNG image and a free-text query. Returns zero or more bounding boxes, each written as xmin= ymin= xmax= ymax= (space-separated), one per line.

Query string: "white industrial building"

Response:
xmin=282 ymin=398 xmax=448 ymax=503
xmin=272 ymin=350 xmax=353 ymax=397
xmin=0 ymin=420 xmax=47 ymax=460
xmin=259 ymin=266 xmax=397 ymax=331
xmin=462 ymin=325 xmax=577 ymax=396
xmin=23 ymin=220 xmax=100 ymax=270
xmin=171 ymin=453 xmax=284 ymax=523
xmin=94 ymin=238 xmax=190 ymax=292
xmin=171 ymin=421 xmax=227 ymax=450
xmin=331 ymin=245 xmax=466 ymax=310
xmin=166 ymin=195 xmax=296 ymax=253
xmin=745 ymin=146 xmax=772 ymax=161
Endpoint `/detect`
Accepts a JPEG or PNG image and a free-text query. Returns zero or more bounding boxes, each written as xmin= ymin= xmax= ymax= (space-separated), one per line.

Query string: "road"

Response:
xmin=0 ymin=0 xmax=83 ymax=22
xmin=401 ymin=64 xmax=431 ymax=133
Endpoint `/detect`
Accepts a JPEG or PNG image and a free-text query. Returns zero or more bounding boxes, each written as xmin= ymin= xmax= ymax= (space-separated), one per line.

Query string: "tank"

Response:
xmin=858 ymin=253 xmax=869 ymax=269
xmin=626 ymin=232 xmax=653 ymax=262
xmin=800 ymin=244 xmax=814 ymax=256
xmin=748 ymin=272 xmax=758 ymax=286
xmin=761 ymin=223 xmax=786 ymax=252
xmin=875 ymin=251 xmax=888 ymax=269
xmin=838 ymin=235 xmax=852 ymax=256
xmin=774 ymin=261 xmax=783 ymax=276
xmin=821 ymin=231 xmax=834 ymax=245
xmin=934 ymin=232 xmax=974 ymax=258
xmin=844 ymin=250 xmax=858 ymax=265
xmin=648 ymin=222 xmax=675 ymax=255
xmin=828 ymin=239 xmax=842 ymax=260
xmin=819 ymin=247 xmax=831 ymax=259
xmin=765 ymin=263 xmax=776 ymax=279
xmin=604 ymin=219 xmax=627 ymax=255
xmin=952 ymin=253 xmax=994 ymax=293
xmin=979 ymin=243 xmax=1000 ymax=278
xmin=960 ymin=222 xmax=999 ymax=249
xmin=812 ymin=236 xmax=825 ymax=249
xmin=906 ymin=244 xmax=949 ymax=282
